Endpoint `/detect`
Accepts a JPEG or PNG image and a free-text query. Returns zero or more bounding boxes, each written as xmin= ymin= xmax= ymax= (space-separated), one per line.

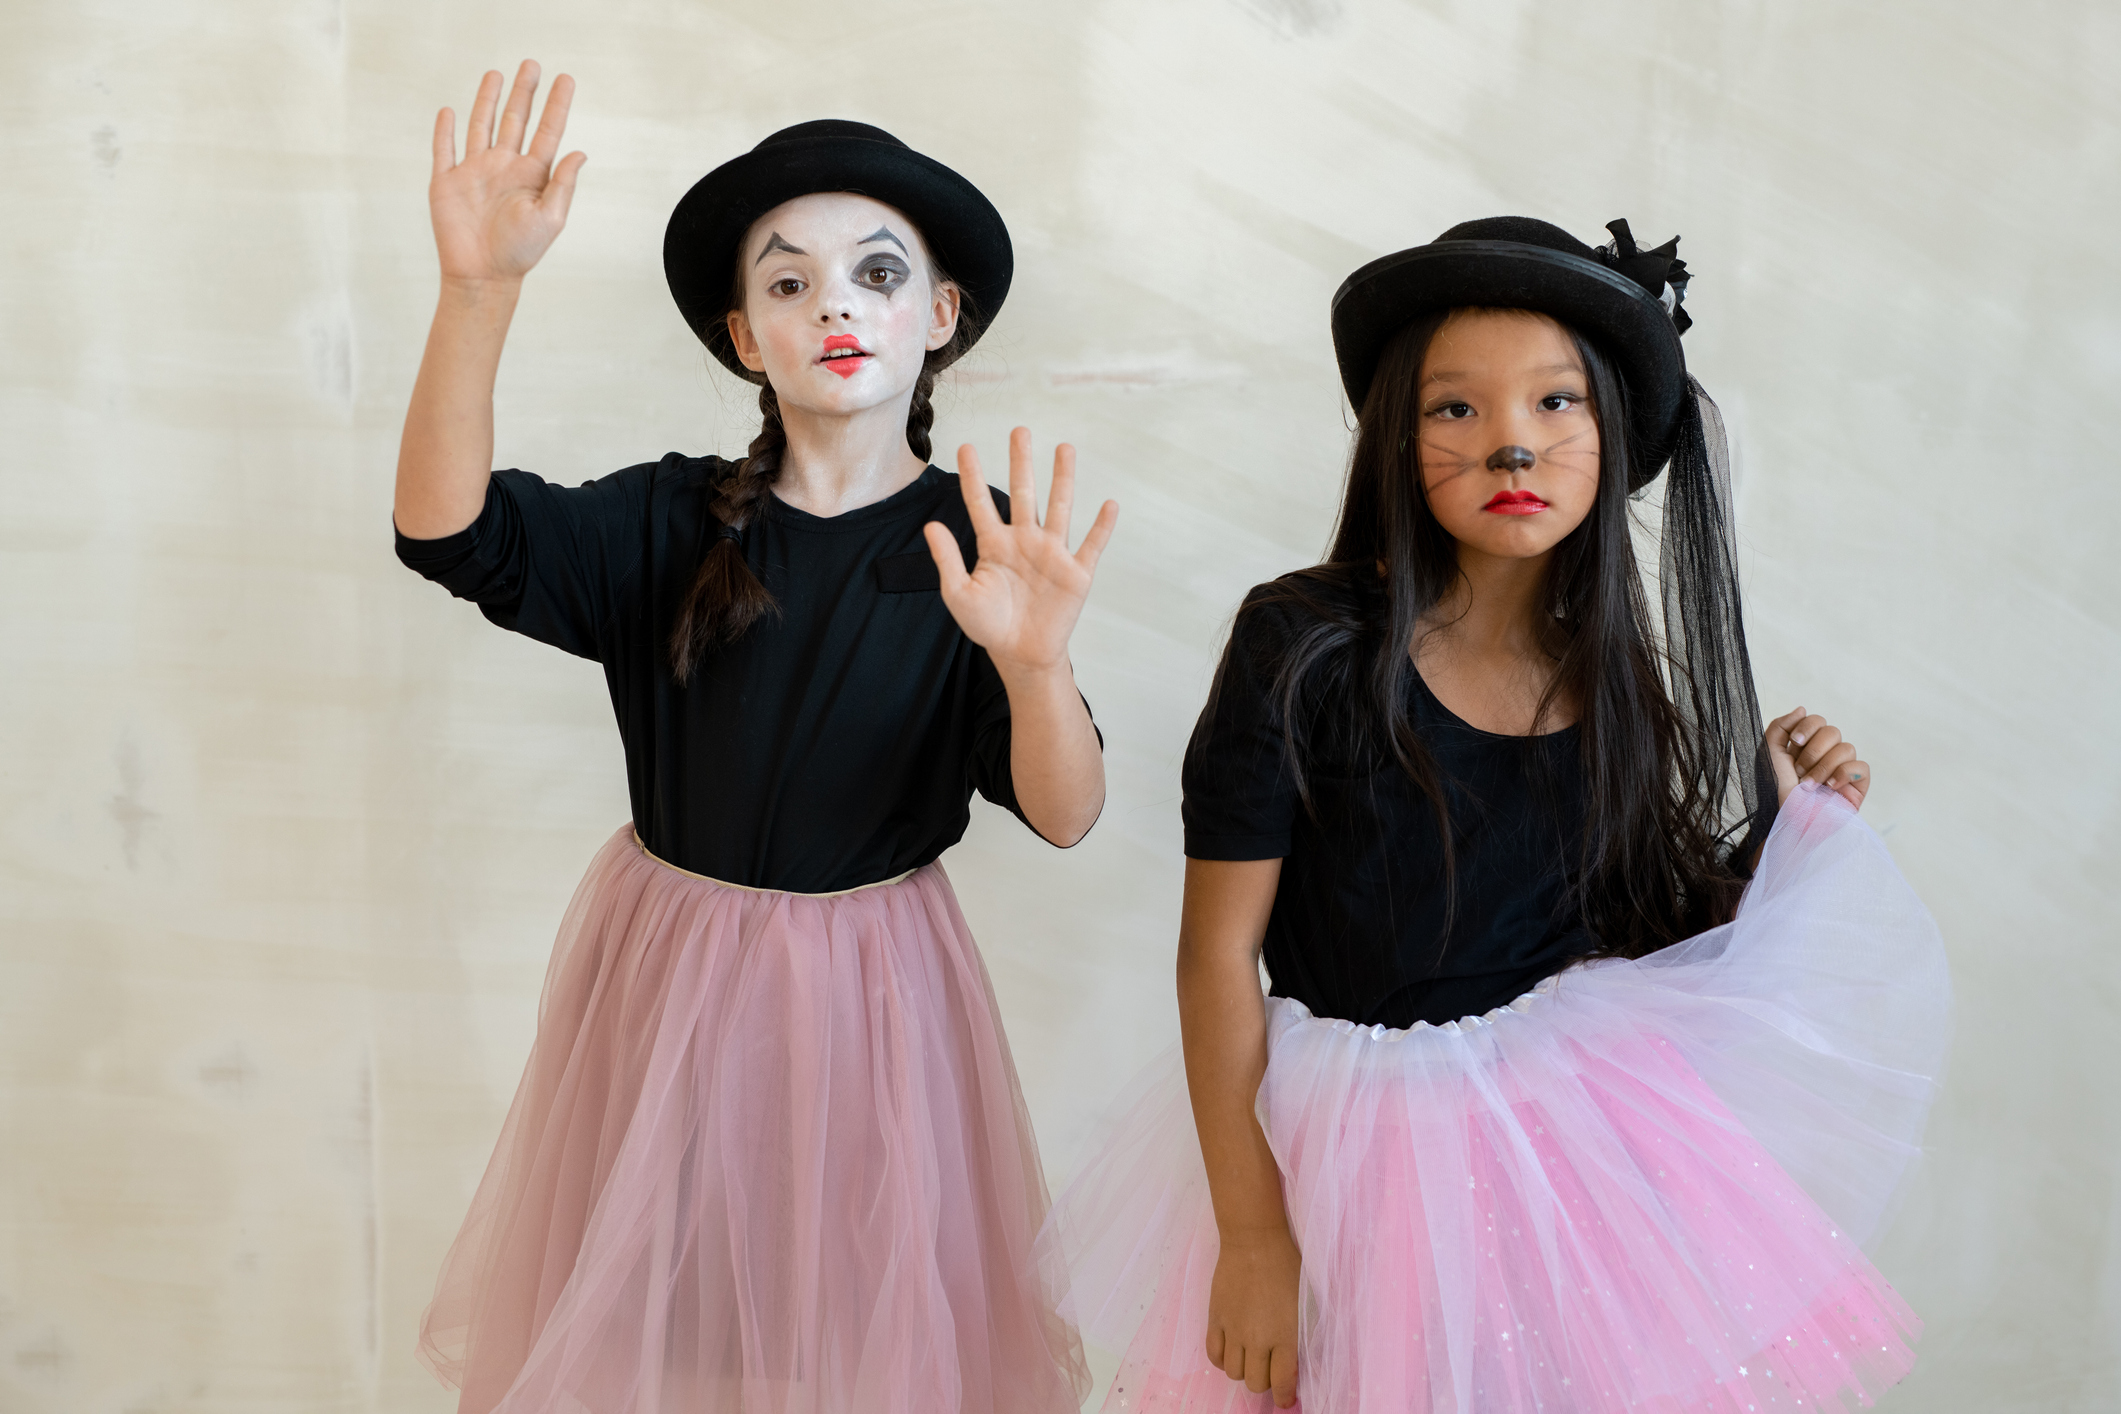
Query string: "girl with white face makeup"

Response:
xmin=1042 ymin=218 xmax=1951 ymax=1411
xmin=394 ymin=63 xmax=1105 ymax=1414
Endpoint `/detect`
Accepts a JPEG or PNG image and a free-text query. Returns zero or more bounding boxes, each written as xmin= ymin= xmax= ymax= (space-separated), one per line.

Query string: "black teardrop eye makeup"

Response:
xmin=853 ymin=253 xmax=911 ymax=297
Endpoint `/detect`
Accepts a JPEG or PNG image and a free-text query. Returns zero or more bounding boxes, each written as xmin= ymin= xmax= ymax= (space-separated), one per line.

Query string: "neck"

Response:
xmin=772 ymin=390 xmax=928 ymax=518
xmin=1423 ymin=544 xmax=1553 ymax=659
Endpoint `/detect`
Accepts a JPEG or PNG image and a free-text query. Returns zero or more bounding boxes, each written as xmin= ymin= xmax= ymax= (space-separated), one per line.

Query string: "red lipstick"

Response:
xmin=818 ymin=333 xmax=871 ymax=379
xmin=1482 ymin=489 xmax=1548 ymax=515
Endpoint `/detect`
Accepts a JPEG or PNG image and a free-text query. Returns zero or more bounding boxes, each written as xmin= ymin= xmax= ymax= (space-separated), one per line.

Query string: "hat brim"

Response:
xmin=664 ymin=135 xmax=1013 ymax=380
xmin=1330 ymin=242 xmax=1687 ymax=479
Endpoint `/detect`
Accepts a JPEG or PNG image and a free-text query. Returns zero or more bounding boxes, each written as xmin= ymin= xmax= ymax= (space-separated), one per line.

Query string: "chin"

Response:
xmin=768 ymin=365 xmax=916 ymax=419
xmin=1458 ymin=525 xmax=1568 ymax=559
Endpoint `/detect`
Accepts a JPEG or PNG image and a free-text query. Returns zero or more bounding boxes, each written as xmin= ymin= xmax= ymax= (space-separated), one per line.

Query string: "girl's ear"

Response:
xmin=726 ymin=308 xmax=766 ymax=374
xmin=926 ymin=279 xmax=962 ymax=353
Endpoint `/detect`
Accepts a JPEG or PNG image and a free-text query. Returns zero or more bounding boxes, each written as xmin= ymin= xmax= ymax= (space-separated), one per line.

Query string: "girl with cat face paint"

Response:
xmin=395 ymin=62 xmax=1106 ymax=1414
xmin=1041 ymin=218 xmax=1950 ymax=1411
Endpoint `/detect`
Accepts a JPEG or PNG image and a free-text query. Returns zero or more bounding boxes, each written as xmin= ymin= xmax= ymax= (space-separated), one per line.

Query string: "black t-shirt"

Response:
xmin=398 ymin=457 xmax=1070 ymax=892
xmin=1182 ymin=580 xmax=1596 ymax=1029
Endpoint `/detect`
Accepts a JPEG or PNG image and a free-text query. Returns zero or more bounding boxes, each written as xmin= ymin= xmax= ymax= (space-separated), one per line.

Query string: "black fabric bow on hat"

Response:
xmin=1597 ymin=220 xmax=1692 ymax=335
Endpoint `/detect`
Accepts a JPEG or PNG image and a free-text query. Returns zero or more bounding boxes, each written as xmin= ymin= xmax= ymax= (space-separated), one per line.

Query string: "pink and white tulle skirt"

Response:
xmin=1039 ymin=785 xmax=1951 ymax=1412
xmin=418 ymin=827 xmax=1088 ymax=1414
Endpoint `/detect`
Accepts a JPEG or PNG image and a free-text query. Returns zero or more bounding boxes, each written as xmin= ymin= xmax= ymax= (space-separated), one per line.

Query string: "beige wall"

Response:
xmin=3 ymin=0 xmax=2116 ymax=1409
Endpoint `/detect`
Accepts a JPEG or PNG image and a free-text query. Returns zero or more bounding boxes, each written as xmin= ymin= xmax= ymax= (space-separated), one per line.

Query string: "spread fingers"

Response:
xmin=466 ymin=69 xmax=503 ymax=153
xmin=528 ymin=71 xmax=576 ymax=166
xmin=1043 ymin=441 xmax=1077 ymax=539
xmin=432 ymin=106 xmax=457 ymax=176
xmin=495 ymin=60 xmax=540 ymax=154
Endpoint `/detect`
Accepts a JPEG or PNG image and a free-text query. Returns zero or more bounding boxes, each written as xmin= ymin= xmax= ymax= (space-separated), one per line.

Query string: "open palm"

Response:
xmin=924 ymin=429 xmax=1119 ymax=672
xmin=430 ymin=61 xmax=585 ymax=283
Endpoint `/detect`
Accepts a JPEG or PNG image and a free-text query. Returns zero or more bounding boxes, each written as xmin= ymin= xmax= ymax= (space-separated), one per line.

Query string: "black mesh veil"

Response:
xmin=1656 ymin=377 xmax=1775 ymax=868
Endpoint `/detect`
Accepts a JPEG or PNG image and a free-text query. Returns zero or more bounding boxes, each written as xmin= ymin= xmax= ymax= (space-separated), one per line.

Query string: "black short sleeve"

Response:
xmin=1182 ymin=590 xmax=1300 ymax=860
xmin=394 ymin=466 xmax=653 ymax=662
xmin=965 ymin=647 xmax=1023 ymax=821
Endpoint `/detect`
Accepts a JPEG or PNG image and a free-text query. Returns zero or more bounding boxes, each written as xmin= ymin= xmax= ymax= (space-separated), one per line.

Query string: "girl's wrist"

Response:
xmin=990 ymin=654 xmax=1074 ymax=693
xmin=439 ymin=272 xmax=527 ymax=304
xmin=1216 ymin=1221 xmax=1295 ymax=1250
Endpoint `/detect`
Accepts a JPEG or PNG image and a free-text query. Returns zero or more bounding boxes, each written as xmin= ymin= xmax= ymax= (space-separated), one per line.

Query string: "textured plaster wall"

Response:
xmin=2 ymin=1 xmax=2116 ymax=1410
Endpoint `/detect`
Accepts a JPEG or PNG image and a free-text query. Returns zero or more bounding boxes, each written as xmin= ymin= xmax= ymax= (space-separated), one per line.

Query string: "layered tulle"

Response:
xmin=1040 ymin=785 xmax=1950 ymax=1412
xmin=420 ymin=828 xmax=1088 ymax=1414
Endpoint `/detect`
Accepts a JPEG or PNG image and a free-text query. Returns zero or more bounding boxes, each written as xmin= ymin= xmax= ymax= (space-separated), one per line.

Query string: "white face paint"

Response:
xmin=724 ymin=192 xmax=961 ymax=424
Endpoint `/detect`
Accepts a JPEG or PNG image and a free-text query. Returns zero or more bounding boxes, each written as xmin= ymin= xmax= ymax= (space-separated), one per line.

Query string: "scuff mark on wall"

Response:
xmin=356 ymin=1044 xmax=380 ymax=1376
xmin=305 ymin=298 xmax=356 ymax=409
xmin=1045 ymin=350 xmax=1247 ymax=388
xmin=1236 ymin=0 xmax=1346 ymax=38
xmin=198 ymin=1047 xmax=254 ymax=1097
xmin=108 ymin=736 xmax=157 ymax=871
xmin=12 ymin=1330 xmax=68 ymax=1374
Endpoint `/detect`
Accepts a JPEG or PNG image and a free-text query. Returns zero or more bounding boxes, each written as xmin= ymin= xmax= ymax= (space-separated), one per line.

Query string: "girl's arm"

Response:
xmin=927 ymin=430 xmax=1119 ymax=847
xmin=395 ymin=62 xmax=585 ymax=540
xmin=991 ymin=657 xmax=1106 ymax=847
xmin=1179 ymin=856 xmax=1300 ymax=1410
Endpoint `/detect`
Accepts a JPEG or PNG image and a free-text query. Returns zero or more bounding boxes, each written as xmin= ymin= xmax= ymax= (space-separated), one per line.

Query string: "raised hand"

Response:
xmin=924 ymin=429 xmax=1119 ymax=672
xmin=1766 ymin=706 xmax=1870 ymax=809
xmin=430 ymin=62 xmax=585 ymax=284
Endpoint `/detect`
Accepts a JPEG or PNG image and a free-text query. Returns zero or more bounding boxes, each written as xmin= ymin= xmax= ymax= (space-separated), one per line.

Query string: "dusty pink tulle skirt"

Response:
xmin=419 ymin=828 xmax=1088 ymax=1414
xmin=1039 ymin=785 xmax=1951 ymax=1412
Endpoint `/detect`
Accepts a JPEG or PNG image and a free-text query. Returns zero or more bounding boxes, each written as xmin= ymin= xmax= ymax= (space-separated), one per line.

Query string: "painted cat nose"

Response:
xmin=1486 ymin=445 xmax=1535 ymax=473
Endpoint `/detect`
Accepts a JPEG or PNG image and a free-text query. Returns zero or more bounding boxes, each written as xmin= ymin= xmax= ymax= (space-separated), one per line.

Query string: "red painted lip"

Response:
xmin=1483 ymin=489 xmax=1548 ymax=515
xmin=818 ymin=334 xmax=873 ymax=379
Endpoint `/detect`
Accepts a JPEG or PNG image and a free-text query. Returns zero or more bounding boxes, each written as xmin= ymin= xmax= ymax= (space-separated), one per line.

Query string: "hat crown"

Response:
xmin=1432 ymin=216 xmax=1595 ymax=260
xmin=1329 ymin=214 xmax=1692 ymax=485
xmin=753 ymin=119 xmax=906 ymax=153
xmin=665 ymin=118 xmax=1012 ymax=379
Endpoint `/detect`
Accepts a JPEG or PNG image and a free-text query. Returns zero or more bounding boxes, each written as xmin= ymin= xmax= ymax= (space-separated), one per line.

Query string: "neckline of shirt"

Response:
xmin=1409 ymin=665 xmax=1580 ymax=744
xmin=764 ymin=464 xmax=947 ymax=534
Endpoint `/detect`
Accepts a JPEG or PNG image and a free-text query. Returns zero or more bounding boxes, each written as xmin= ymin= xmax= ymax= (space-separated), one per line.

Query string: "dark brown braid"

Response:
xmin=667 ymin=282 xmax=979 ymax=682
xmin=667 ymin=381 xmax=787 ymax=680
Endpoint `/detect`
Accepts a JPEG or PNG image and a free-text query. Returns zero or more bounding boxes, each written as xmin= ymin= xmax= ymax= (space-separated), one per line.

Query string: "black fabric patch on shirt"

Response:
xmin=876 ymin=551 xmax=941 ymax=593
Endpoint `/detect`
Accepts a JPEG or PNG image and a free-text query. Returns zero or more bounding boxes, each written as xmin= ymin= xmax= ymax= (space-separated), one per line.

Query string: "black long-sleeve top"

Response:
xmin=397 ymin=457 xmax=1073 ymax=892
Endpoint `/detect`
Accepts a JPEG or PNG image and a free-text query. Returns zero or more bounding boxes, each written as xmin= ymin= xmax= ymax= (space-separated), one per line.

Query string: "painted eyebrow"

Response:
xmin=754 ymin=231 xmax=806 ymax=265
xmin=858 ymin=226 xmax=909 ymax=254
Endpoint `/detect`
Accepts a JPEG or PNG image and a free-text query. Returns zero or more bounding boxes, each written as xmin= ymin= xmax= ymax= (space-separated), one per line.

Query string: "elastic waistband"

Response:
xmin=631 ymin=831 xmax=918 ymax=898
xmin=1272 ymin=974 xmax=1564 ymax=1040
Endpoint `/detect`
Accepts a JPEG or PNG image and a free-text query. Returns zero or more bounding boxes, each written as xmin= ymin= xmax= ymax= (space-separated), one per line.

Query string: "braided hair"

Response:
xmin=668 ymin=262 xmax=974 ymax=681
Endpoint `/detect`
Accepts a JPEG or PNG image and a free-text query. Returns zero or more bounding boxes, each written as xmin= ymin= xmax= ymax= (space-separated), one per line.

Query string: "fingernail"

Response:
xmin=1791 ymin=733 xmax=1806 ymax=747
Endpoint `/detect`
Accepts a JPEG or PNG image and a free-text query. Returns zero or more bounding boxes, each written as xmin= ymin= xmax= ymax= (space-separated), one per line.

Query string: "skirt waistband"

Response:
xmin=630 ymin=831 xmax=919 ymax=898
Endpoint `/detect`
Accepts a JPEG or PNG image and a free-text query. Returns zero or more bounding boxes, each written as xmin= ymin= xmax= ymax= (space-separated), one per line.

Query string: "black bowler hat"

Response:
xmin=663 ymin=120 xmax=1013 ymax=382
xmin=1331 ymin=217 xmax=1694 ymax=484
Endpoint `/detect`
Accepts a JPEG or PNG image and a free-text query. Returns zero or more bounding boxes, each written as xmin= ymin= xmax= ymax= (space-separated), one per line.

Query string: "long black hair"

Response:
xmin=1229 ymin=308 xmax=1767 ymax=958
xmin=667 ymin=255 xmax=976 ymax=681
